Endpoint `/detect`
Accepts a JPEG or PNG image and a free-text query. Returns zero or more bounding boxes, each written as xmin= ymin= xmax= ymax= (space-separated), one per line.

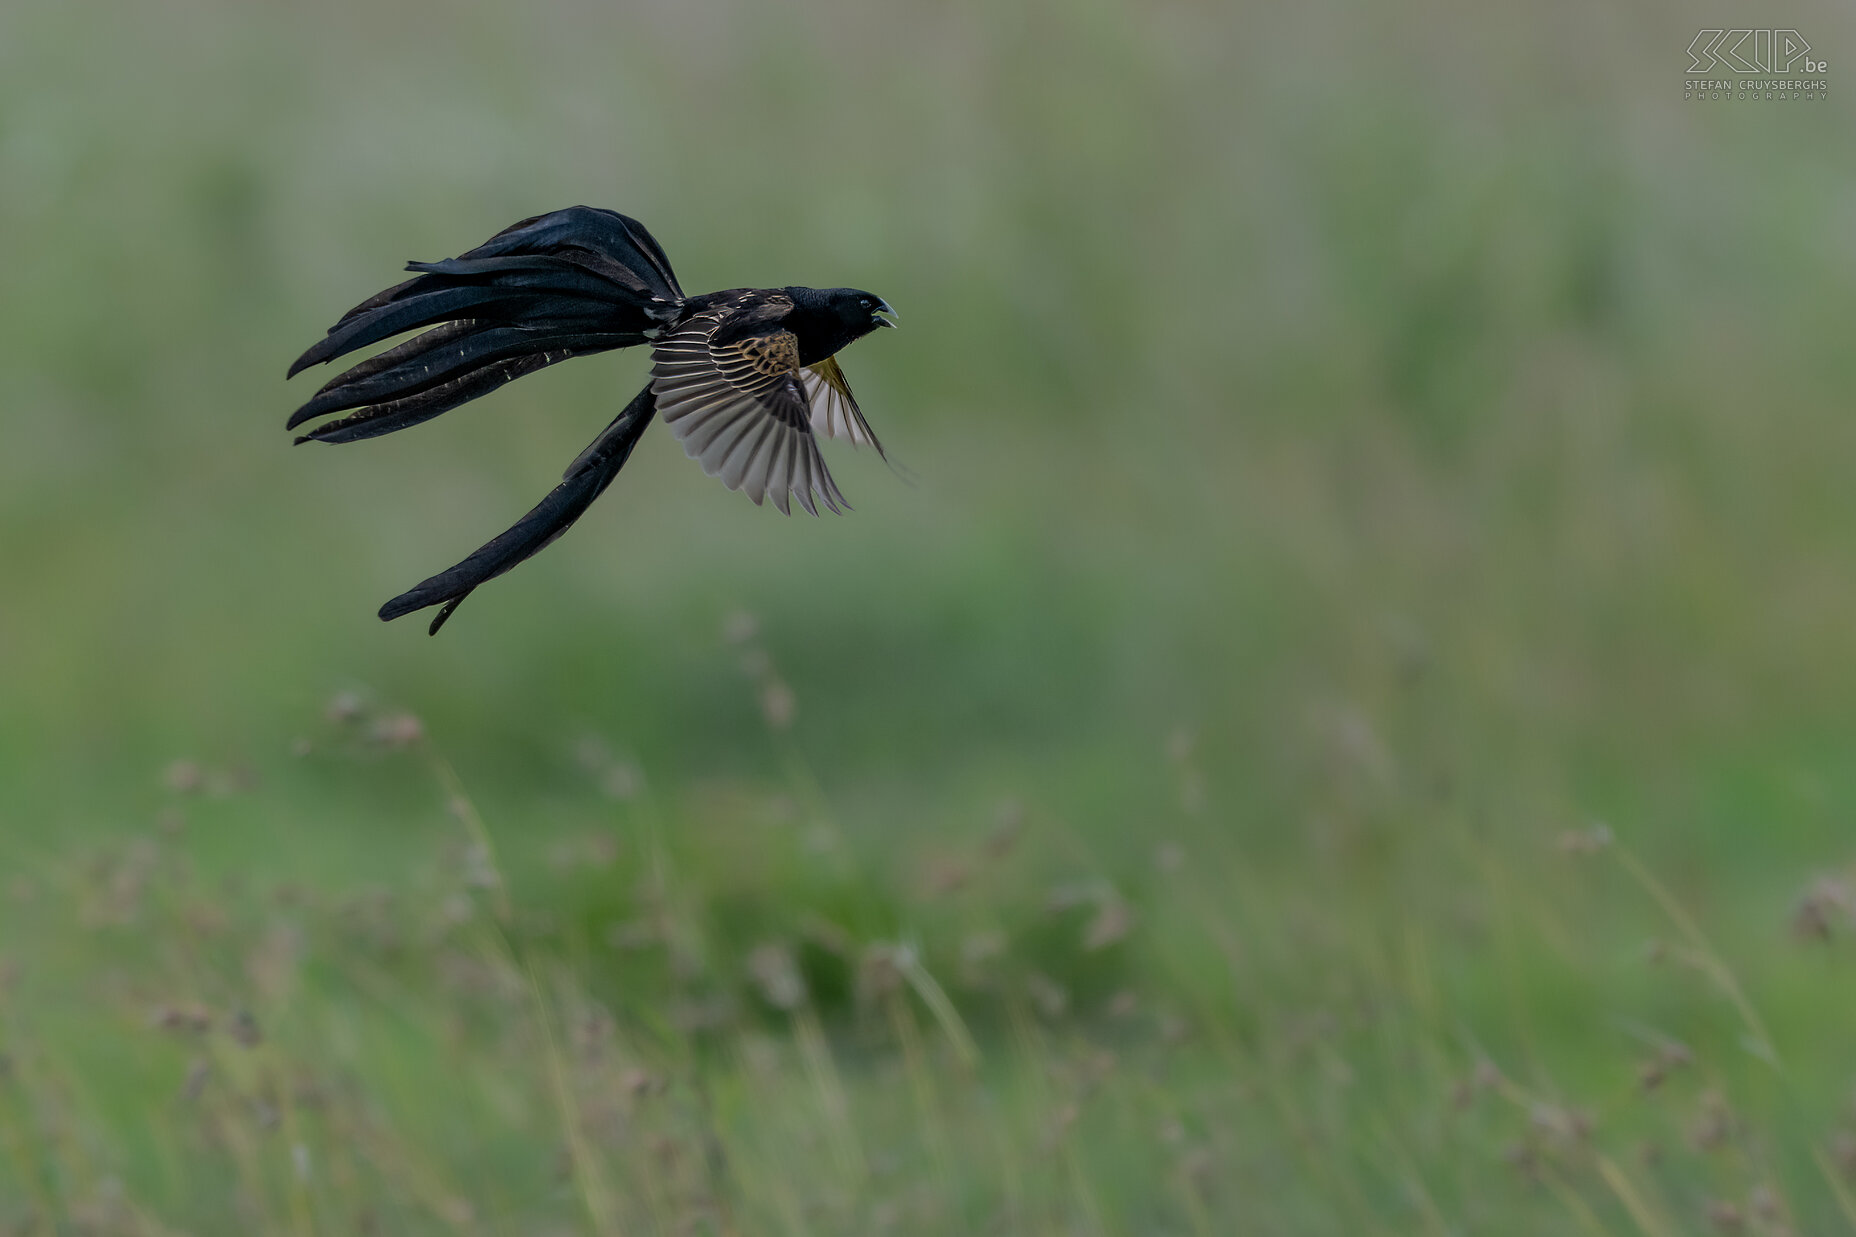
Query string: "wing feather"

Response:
xmin=650 ymin=308 xmax=848 ymax=515
xmin=801 ymin=356 xmax=886 ymax=456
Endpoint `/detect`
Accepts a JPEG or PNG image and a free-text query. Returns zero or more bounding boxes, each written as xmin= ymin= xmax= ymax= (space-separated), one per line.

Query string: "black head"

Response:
xmin=783 ymin=286 xmax=897 ymax=362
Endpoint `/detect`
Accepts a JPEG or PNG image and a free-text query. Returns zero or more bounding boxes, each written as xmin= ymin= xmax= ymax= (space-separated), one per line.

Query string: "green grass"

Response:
xmin=4 ymin=0 xmax=1856 ymax=1231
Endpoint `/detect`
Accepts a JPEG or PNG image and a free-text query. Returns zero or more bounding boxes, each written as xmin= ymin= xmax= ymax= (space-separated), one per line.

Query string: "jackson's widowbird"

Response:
xmin=286 ymin=206 xmax=896 ymax=634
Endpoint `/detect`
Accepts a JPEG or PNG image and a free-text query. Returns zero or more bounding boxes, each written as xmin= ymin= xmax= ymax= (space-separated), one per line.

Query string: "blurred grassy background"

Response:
xmin=5 ymin=0 xmax=1856 ymax=1232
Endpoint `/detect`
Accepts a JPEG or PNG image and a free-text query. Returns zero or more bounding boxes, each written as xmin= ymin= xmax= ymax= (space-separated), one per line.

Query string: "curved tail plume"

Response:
xmin=286 ymin=207 xmax=682 ymax=444
xmin=376 ymin=383 xmax=658 ymax=635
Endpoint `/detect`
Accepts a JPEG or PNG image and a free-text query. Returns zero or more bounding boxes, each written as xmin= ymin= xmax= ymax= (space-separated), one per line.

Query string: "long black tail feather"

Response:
xmin=286 ymin=207 xmax=682 ymax=442
xmin=292 ymin=331 xmax=635 ymax=444
xmin=377 ymin=383 xmax=657 ymax=635
xmin=455 ymin=206 xmax=680 ymax=297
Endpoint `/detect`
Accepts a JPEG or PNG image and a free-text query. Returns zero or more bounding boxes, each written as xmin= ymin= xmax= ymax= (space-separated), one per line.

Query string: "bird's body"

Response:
xmin=286 ymin=206 xmax=896 ymax=633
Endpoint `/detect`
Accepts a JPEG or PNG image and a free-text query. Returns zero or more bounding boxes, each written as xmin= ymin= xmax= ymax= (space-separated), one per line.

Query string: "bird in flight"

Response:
xmin=286 ymin=206 xmax=897 ymax=634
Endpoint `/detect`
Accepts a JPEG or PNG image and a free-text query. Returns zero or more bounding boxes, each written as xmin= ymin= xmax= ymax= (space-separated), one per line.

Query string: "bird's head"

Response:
xmin=786 ymin=286 xmax=897 ymax=357
xmin=840 ymin=288 xmax=899 ymax=333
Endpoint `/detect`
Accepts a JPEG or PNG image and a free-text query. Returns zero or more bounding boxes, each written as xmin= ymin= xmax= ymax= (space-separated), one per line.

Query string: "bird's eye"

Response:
xmin=859 ymin=298 xmax=871 ymax=308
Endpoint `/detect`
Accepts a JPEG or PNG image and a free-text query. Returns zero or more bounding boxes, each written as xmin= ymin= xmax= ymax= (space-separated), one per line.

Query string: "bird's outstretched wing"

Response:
xmin=801 ymin=355 xmax=886 ymax=456
xmin=651 ymin=308 xmax=850 ymax=515
xmin=376 ymin=383 xmax=657 ymax=635
xmin=286 ymin=207 xmax=682 ymax=444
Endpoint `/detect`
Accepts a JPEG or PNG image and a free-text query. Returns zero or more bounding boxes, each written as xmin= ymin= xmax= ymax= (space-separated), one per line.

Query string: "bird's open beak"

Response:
xmin=872 ymin=299 xmax=899 ymax=329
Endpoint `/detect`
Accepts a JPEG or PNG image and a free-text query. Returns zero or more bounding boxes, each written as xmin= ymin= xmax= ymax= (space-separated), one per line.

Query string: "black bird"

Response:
xmin=286 ymin=206 xmax=897 ymax=634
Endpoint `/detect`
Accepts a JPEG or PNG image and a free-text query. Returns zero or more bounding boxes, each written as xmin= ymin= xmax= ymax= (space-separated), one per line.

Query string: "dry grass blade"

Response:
xmin=1611 ymin=843 xmax=1779 ymax=1068
xmin=893 ymin=946 xmax=980 ymax=1071
xmin=1814 ymin=1145 xmax=1856 ymax=1232
xmin=1594 ymin=1154 xmax=1675 ymax=1237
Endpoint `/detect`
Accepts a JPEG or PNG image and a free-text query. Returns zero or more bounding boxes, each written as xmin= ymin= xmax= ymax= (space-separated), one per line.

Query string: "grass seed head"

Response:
xmin=1556 ymin=822 xmax=1613 ymax=855
xmin=1689 ymin=1090 xmax=1735 ymax=1151
xmin=1791 ymin=877 xmax=1852 ymax=941
xmin=986 ymin=799 xmax=1024 ymax=857
xmin=922 ymin=857 xmax=969 ymax=897
xmin=163 ymin=760 xmax=203 ymax=794
xmin=228 ymin=1008 xmax=261 ymax=1048
xmin=1831 ymin=1130 xmax=1856 ymax=1179
xmin=760 ymin=679 xmax=796 ymax=731
xmin=1706 ymin=1200 xmax=1745 ymax=1233
xmin=325 ymin=690 xmax=365 ymax=725
xmin=722 ymin=609 xmax=759 ymax=645
xmin=369 ymin=712 xmax=424 ymax=749
xmin=1027 ymin=972 xmax=1068 ymax=1019
xmin=858 ymin=946 xmax=905 ymax=1004
xmin=152 ymin=1003 xmax=212 ymax=1035
xmin=746 ymin=942 xmax=808 ymax=1011
xmin=1082 ymin=897 xmax=1134 ymax=951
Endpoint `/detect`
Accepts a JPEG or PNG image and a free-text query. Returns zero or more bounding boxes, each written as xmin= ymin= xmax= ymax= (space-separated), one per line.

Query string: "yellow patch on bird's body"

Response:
xmin=806 ymin=355 xmax=853 ymax=401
